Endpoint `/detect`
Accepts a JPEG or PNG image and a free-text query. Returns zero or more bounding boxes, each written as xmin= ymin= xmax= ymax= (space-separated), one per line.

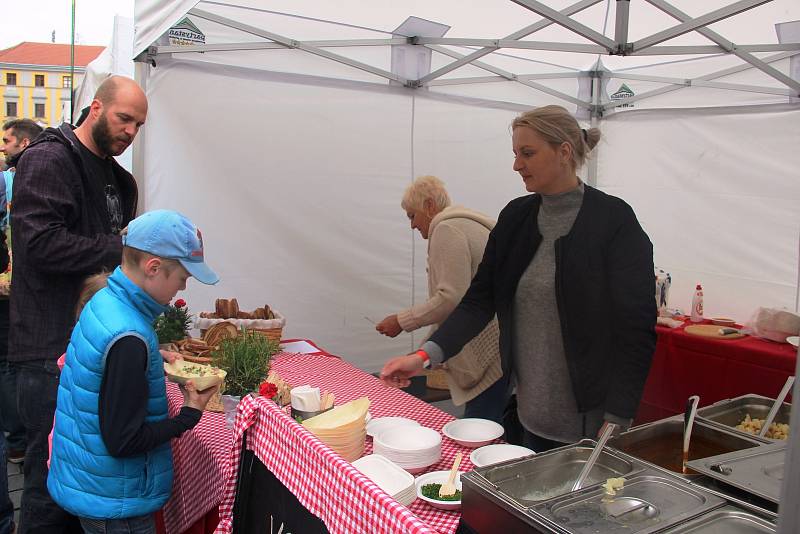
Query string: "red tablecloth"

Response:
xmin=157 ymin=383 xmax=232 ymax=534
xmin=636 ymin=320 xmax=797 ymax=424
xmin=216 ymin=351 xmax=486 ymax=534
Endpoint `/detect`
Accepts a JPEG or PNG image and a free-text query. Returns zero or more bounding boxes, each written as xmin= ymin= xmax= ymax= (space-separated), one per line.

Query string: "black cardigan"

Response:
xmin=429 ymin=185 xmax=657 ymax=419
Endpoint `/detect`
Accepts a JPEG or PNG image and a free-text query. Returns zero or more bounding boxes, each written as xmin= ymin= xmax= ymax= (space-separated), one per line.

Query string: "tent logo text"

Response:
xmin=610 ymin=83 xmax=635 ymax=108
xmin=168 ymin=18 xmax=205 ymax=47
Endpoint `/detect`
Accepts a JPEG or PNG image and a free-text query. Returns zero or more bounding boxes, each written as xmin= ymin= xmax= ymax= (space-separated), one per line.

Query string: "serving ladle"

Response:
xmin=682 ymin=395 xmax=700 ymax=474
xmin=759 ymin=375 xmax=794 ymax=438
xmin=572 ymin=423 xmax=616 ymax=492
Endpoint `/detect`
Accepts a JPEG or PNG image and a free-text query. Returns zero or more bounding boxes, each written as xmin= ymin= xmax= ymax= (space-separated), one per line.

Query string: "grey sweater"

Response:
xmin=512 ymin=182 xmax=604 ymax=443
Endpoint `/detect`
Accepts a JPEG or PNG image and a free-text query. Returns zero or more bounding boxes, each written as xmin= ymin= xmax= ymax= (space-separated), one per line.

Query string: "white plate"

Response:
xmin=366 ymin=416 xmax=419 ymax=438
xmin=470 ymin=444 xmax=536 ymax=467
xmin=442 ymin=418 xmax=504 ymax=448
xmin=415 ymin=470 xmax=462 ymax=511
xmin=788 ymin=336 xmax=799 ymax=348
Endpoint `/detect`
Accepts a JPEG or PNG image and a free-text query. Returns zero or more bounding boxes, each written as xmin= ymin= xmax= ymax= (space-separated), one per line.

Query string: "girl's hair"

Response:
xmin=401 ymin=175 xmax=451 ymax=213
xmin=511 ymin=105 xmax=601 ymax=170
xmin=75 ymin=271 xmax=111 ymax=320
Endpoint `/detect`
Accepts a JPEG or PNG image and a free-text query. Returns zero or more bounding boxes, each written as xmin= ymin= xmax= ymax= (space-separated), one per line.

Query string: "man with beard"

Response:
xmin=10 ymin=76 xmax=144 ymax=533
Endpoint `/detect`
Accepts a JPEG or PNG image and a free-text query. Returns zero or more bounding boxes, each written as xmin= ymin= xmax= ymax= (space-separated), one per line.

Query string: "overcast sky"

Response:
xmin=1 ymin=0 xmax=134 ymax=50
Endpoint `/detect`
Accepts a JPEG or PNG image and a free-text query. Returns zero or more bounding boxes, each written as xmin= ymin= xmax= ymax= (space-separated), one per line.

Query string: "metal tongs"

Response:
xmin=758 ymin=375 xmax=795 ymax=438
xmin=682 ymin=395 xmax=700 ymax=474
xmin=572 ymin=423 xmax=617 ymax=492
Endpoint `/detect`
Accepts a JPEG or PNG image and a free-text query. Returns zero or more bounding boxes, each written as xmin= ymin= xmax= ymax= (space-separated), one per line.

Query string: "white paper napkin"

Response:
xmin=291 ymin=385 xmax=321 ymax=411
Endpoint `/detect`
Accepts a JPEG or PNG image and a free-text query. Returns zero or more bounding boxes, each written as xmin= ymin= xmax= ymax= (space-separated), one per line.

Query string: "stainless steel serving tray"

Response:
xmin=608 ymin=416 xmax=763 ymax=475
xmin=471 ymin=439 xmax=648 ymax=506
xmin=696 ymin=394 xmax=791 ymax=443
xmin=686 ymin=442 xmax=786 ymax=504
xmin=661 ymin=506 xmax=776 ymax=533
xmin=530 ymin=474 xmax=725 ymax=534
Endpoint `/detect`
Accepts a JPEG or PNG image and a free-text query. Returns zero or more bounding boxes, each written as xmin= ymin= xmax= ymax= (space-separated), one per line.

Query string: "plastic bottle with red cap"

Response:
xmin=690 ymin=284 xmax=704 ymax=323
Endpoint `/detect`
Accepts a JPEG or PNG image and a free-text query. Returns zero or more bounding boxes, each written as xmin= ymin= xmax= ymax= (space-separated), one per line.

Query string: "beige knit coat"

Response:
xmin=397 ymin=206 xmax=502 ymax=406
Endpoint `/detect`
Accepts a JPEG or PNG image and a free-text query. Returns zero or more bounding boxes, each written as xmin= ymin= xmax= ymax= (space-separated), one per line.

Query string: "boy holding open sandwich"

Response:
xmin=48 ymin=210 xmax=220 ymax=533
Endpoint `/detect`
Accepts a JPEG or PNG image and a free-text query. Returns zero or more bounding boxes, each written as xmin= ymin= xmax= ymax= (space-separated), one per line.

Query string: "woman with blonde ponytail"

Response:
xmin=381 ymin=105 xmax=656 ymax=452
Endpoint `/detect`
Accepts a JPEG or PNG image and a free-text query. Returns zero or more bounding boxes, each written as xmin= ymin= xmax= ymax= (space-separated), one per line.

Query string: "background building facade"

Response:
xmin=0 ymin=42 xmax=103 ymax=127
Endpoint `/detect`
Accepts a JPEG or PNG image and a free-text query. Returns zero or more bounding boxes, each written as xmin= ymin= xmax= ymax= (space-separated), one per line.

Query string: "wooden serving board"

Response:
xmin=685 ymin=324 xmax=746 ymax=340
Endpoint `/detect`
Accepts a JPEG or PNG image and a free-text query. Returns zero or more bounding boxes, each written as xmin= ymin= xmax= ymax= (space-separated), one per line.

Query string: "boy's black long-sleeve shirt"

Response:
xmin=99 ymin=336 xmax=201 ymax=457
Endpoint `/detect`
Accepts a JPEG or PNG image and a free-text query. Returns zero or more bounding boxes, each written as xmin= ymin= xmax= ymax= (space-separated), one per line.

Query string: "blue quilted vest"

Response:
xmin=48 ymin=267 xmax=173 ymax=519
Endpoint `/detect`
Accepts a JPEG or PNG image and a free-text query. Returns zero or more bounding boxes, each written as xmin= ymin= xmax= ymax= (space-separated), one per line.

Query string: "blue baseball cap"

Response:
xmin=123 ymin=209 xmax=219 ymax=285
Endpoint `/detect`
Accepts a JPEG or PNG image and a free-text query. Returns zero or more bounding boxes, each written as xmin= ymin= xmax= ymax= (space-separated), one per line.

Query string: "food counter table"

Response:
xmin=215 ymin=350 xmax=487 ymax=534
xmin=636 ymin=321 xmax=797 ymax=424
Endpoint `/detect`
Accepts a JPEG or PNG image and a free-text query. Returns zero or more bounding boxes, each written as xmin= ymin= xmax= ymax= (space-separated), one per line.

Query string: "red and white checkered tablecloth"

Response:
xmin=162 ymin=382 xmax=233 ymax=534
xmin=216 ymin=351 xmax=482 ymax=534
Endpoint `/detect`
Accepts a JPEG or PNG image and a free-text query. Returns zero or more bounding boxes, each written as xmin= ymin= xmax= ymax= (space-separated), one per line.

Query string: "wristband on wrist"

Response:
xmin=415 ymin=349 xmax=431 ymax=369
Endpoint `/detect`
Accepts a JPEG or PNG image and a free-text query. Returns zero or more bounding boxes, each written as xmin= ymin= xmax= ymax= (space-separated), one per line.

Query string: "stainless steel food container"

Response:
xmin=530 ymin=474 xmax=726 ymax=534
xmin=461 ymin=440 xmax=652 ymax=533
xmin=660 ymin=506 xmax=776 ymax=533
xmin=608 ymin=416 xmax=763 ymax=475
xmin=696 ymin=394 xmax=791 ymax=443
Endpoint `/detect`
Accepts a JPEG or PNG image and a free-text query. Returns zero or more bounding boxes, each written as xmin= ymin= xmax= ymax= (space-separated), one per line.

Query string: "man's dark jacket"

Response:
xmin=9 ymin=124 xmax=138 ymax=362
xmin=429 ymin=185 xmax=657 ymax=420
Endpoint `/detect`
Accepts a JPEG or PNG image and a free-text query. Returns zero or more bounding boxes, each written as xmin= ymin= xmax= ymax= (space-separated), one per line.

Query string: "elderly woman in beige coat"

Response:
xmin=377 ymin=176 xmax=507 ymax=422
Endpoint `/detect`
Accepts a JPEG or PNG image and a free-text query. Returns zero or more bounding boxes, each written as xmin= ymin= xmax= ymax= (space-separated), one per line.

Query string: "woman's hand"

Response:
xmin=180 ymin=380 xmax=219 ymax=411
xmin=160 ymin=349 xmax=182 ymax=364
xmin=380 ymin=353 xmax=424 ymax=388
xmin=376 ymin=314 xmax=402 ymax=337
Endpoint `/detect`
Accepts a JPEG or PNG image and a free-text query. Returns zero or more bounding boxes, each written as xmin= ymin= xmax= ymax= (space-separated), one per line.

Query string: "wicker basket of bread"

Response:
xmin=196 ymin=298 xmax=285 ymax=342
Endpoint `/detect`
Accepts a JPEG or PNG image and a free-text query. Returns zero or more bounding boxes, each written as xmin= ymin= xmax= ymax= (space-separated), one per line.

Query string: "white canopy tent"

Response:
xmin=132 ymin=0 xmax=800 ymax=372
xmin=131 ymin=0 xmax=800 ymax=526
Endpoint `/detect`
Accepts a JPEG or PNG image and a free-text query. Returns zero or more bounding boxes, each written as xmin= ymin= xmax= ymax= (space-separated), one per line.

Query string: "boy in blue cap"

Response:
xmin=48 ymin=210 xmax=220 ymax=533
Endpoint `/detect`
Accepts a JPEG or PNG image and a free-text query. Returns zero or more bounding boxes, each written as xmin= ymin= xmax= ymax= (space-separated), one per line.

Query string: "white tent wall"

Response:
xmin=142 ymin=58 xmax=527 ymax=371
xmin=597 ymin=104 xmax=800 ymax=320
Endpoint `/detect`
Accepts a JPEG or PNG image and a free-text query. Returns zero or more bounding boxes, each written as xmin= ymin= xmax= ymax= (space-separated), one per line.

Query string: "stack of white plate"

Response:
xmin=352 ymin=454 xmax=416 ymax=506
xmin=373 ymin=426 xmax=441 ymax=473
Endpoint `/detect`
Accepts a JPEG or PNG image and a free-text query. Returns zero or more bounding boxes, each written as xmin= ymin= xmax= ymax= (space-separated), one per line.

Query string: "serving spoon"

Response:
xmin=572 ymin=423 xmax=616 ymax=492
xmin=682 ymin=395 xmax=700 ymax=474
xmin=439 ymin=452 xmax=463 ymax=498
xmin=759 ymin=376 xmax=794 ymax=438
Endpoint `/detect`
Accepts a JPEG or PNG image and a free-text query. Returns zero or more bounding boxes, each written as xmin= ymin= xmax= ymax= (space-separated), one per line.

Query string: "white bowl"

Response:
xmin=415 ymin=470 xmax=462 ymax=510
xmin=442 ymin=418 xmax=504 ymax=448
xmin=366 ymin=416 xmax=420 ymax=438
xmin=470 ymin=444 xmax=536 ymax=467
xmin=710 ymin=317 xmax=736 ymax=327
xmin=375 ymin=425 xmax=441 ymax=451
xmin=788 ymin=336 xmax=799 ymax=348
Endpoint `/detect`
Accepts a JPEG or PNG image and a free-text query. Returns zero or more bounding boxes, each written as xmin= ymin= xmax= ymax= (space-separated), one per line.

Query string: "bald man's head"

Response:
xmin=79 ymin=76 xmax=148 ymax=158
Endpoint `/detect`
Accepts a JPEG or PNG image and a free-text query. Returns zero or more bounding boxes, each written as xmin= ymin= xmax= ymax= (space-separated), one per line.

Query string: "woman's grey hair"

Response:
xmin=401 ymin=175 xmax=451 ymax=213
xmin=512 ymin=105 xmax=601 ymax=170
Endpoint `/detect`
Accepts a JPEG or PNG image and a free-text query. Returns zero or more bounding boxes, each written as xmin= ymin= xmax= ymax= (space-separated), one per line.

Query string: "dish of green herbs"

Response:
xmin=420 ymin=483 xmax=462 ymax=501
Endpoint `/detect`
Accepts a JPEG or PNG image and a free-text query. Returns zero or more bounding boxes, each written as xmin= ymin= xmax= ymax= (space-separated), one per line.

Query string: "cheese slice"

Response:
xmin=303 ymin=397 xmax=370 ymax=430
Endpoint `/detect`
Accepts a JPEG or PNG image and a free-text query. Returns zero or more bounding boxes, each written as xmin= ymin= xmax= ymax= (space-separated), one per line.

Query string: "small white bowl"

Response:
xmin=442 ymin=418 xmax=504 ymax=448
xmin=788 ymin=336 xmax=799 ymax=348
xmin=470 ymin=444 xmax=536 ymax=467
xmin=415 ymin=470 xmax=462 ymax=510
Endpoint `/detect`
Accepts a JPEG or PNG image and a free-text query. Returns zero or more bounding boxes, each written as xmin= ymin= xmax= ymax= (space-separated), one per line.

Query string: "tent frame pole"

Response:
xmin=646 ymin=0 xmax=800 ymax=95
xmin=510 ymin=0 xmax=616 ymax=50
xmin=189 ymin=8 xmax=409 ymax=85
xmin=632 ymin=0 xmax=773 ymax=52
xmin=418 ymin=0 xmax=602 ymax=85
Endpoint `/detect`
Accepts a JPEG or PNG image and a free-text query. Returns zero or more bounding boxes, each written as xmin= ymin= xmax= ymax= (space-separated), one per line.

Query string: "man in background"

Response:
xmin=0 ymin=118 xmax=43 ymax=466
xmin=10 ymin=76 xmax=144 ymax=533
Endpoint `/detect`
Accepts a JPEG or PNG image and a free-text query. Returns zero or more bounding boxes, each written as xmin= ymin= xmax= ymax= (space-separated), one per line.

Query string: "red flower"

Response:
xmin=259 ymin=381 xmax=278 ymax=399
xmin=174 ymin=299 xmax=187 ymax=308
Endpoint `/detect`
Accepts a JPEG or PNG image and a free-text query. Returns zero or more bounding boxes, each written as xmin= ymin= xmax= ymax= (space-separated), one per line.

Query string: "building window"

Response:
xmin=34 ymin=74 xmax=45 ymax=87
xmin=5 ymin=102 xmax=17 ymax=117
xmin=35 ymin=103 xmax=46 ymax=118
xmin=63 ymin=76 xmax=72 ymax=88
xmin=5 ymin=73 xmax=16 ymax=86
